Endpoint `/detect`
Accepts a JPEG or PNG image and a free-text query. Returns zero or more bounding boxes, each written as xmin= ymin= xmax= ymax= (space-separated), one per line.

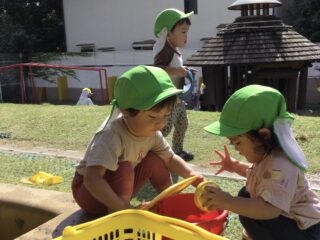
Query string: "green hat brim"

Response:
xmin=204 ymin=121 xmax=249 ymax=137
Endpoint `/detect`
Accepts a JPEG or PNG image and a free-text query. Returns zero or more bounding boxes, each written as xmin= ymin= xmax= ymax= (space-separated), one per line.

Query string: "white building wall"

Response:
xmin=63 ymin=0 xmax=238 ymax=51
xmin=42 ymin=0 xmax=239 ymax=99
xmin=35 ymin=49 xmax=201 ymax=89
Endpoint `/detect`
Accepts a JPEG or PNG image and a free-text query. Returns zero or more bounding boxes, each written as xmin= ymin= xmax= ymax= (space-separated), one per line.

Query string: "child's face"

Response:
xmin=167 ymin=22 xmax=190 ymax=48
xmin=123 ymin=106 xmax=171 ymax=137
xmin=228 ymin=135 xmax=265 ymax=164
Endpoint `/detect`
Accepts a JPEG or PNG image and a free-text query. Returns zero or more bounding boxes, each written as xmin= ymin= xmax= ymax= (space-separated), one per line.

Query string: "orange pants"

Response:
xmin=71 ymin=152 xmax=172 ymax=215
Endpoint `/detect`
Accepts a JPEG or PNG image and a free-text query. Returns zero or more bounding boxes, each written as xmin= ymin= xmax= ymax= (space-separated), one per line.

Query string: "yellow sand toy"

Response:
xmin=21 ymin=171 xmax=63 ymax=185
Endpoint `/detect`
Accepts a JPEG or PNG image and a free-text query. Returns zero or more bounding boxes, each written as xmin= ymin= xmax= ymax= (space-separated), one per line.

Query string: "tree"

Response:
xmin=0 ymin=14 xmax=34 ymax=55
xmin=280 ymin=0 xmax=320 ymax=42
xmin=0 ymin=0 xmax=65 ymax=54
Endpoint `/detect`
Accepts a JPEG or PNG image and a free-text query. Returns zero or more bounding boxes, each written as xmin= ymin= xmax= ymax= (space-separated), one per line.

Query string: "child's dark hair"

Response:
xmin=171 ymin=18 xmax=191 ymax=32
xmin=125 ymin=95 xmax=177 ymax=117
xmin=246 ymin=129 xmax=280 ymax=156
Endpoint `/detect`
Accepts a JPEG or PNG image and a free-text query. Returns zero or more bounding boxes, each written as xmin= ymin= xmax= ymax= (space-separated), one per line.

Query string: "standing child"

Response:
xmin=71 ymin=65 xmax=202 ymax=215
xmin=153 ymin=8 xmax=194 ymax=161
xmin=201 ymin=85 xmax=320 ymax=240
xmin=76 ymin=88 xmax=94 ymax=106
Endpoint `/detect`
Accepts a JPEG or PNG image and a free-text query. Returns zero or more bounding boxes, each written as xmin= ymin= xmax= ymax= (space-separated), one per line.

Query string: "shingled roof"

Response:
xmin=185 ymin=15 xmax=320 ymax=66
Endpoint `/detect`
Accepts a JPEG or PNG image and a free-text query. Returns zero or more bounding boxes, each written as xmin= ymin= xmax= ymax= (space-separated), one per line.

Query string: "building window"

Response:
xmin=76 ymin=43 xmax=95 ymax=52
xmin=184 ymin=0 xmax=198 ymax=14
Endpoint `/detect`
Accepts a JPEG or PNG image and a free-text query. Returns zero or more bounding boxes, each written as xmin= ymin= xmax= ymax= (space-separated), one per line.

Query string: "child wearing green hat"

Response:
xmin=201 ymin=85 xmax=320 ymax=240
xmin=153 ymin=8 xmax=194 ymax=161
xmin=71 ymin=65 xmax=203 ymax=215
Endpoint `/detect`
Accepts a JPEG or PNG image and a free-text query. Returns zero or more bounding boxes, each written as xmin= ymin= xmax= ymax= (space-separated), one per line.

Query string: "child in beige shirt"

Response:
xmin=72 ymin=65 xmax=203 ymax=215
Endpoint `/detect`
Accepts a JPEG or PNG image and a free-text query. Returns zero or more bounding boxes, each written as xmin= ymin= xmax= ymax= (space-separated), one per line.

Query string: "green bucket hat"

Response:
xmin=154 ymin=8 xmax=193 ymax=37
xmin=114 ymin=65 xmax=182 ymax=110
xmin=204 ymin=84 xmax=307 ymax=170
xmin=96 ymin=65 xmax=182 ymax=133
xmin=204 ymin=85 xmax=293 ymax=136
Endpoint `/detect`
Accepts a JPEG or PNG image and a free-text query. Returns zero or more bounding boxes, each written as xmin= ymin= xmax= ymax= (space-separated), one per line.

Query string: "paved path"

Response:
xmin=0 ymin=144 xmax=319 ymax=191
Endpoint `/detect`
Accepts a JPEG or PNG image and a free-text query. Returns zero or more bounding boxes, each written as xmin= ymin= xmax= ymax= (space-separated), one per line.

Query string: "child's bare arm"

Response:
xmin=84 ymin=166 xmax=133 ymax=212
xmin=202 ymin=186 xmax=281 ymax=219
xmin=165 ymin=154 xmax=203 ymax=183
xmin=164 ymin=66 xmax=188 ymax=78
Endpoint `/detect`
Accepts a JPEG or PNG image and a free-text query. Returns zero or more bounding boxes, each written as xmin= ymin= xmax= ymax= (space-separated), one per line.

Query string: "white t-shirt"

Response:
xmin=76 ymin=91 xmax=94 ymax=106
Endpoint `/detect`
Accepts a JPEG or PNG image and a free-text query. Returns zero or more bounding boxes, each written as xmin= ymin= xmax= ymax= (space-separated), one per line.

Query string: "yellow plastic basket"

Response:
xmin=54 ymin=209 xmax=229 ymax=240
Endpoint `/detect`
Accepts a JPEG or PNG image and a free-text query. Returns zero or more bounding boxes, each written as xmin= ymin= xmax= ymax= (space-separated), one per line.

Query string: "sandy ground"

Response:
xmin=0 ymin=142 xmax=319 ymax=191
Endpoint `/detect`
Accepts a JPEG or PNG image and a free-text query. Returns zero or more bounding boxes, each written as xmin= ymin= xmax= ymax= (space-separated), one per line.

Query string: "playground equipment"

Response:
xmin=0 ymin=63 xmax=108 ymax=104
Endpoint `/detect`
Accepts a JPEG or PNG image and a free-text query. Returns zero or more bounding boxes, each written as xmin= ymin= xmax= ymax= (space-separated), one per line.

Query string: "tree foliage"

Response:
xmin=0 ymin=0 xmax=65 ymax=54
xmin=281 ymin=0 xmax=320 ymax=42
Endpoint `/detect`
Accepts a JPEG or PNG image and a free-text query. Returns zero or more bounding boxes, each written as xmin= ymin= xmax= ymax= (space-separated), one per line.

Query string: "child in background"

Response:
xmin=76 ymin=88 xmax=94 ymax=106
xmin=153 ymin=8 xmax=194 ymax=161
xmin=201 ymin=85 xmax=320 ymax=240
xmin=199 ymin=82 xmax=206 ymax=111
xmin=71 ymin=65 xmax=203 ymax=215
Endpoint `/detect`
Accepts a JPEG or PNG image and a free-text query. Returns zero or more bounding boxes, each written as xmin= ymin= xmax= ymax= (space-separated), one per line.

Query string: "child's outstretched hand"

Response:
xmin=210 ymin=144 xmax=238 ymax=175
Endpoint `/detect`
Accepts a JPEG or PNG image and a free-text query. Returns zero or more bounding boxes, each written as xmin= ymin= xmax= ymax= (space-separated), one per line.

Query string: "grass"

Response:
xmin=0 ymin=103 xmax=320 ymax=239
xmin=0 ymin=151 xmax=77 ymax=192
xmin=1 ymin=103 xmax=320 ymax=172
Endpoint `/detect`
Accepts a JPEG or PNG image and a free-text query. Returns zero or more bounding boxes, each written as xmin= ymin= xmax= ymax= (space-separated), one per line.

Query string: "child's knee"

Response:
xmin=144 ymin=152 xmax=172 ymax=191
xmin=107 ymin=162 xmax=135 ymax=198
xmin=143 ymin=152 xmax=164 ymax=168
xmin=116 ymin=161 xmax=134 ymax=182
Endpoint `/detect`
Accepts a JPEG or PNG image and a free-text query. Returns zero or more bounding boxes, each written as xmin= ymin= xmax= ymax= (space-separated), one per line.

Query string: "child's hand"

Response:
xmin=186 ymin=67 xmax=197 ymax=76
xmin=190 ymin=174 xmax=205 ymax=187
xmin=138 ymin=200 xmax=159 ymax=212
xmin=202 ymin=185 xmax=232 ymax=211
xmin=138 ymin=200 xmax=151 ymax=209
xmin=210 ymin=145 xmax=238 ymax=174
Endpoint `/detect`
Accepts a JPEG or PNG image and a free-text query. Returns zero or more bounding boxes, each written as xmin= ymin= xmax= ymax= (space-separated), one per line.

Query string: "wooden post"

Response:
xmin=202 ymin=66 xmax=228 ymax=111
xmin=57 ymin=76 xmax=68 ymax=103
xmin=286 ymin=77 xmax=298 ymax=112
xmin=297 ymin=66 xmax=308 ymax=110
